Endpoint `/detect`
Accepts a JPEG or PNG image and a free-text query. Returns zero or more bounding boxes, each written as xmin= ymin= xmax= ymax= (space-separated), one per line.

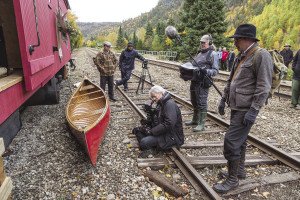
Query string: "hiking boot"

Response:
xmin=185 ymin=109 xmax=199 ymax=126
xmin=218 ymin=146 xmax=246 ymax=180
xmin=213 ymin=160 xmax=239 ymax=193
xmin=193 ymin=111 xmax=207 ymax=132
xmin=109 ymin=98 xmax=117 ymax=102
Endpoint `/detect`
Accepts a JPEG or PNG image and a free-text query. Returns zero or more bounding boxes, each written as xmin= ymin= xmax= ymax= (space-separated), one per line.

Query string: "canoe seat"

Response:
xmin=79 ymin=85 xmax=95 ymax=91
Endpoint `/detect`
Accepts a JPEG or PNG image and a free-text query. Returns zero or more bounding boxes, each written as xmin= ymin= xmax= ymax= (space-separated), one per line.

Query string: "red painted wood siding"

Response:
xmin=14 ymin=0 xmax=71 ymax=91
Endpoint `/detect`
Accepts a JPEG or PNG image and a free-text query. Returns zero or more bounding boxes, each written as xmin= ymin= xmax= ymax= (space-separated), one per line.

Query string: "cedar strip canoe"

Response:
xmin=66 ymin=79 xmax=110 ymax=166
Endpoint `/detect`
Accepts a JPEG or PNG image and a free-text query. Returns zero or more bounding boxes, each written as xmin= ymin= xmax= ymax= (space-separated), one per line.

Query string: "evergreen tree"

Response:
xmin=144 ymin=22 xmax=154 ymax=50
xmin=178 ymin=0 xmax=228 ymax=59
xmin=136 ymin=39 xmax=144 ymax=50
xmin=116 ymin=26 xmax=126 ymax=49
xmin=132 ymin=31 xmax=139 ymax=47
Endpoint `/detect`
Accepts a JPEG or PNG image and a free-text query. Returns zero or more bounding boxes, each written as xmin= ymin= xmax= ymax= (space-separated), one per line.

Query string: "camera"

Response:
xmin=142 ymin=60 xmax=148 ymax=69
xmin=142 ymin=102 xmax=158 ymax=128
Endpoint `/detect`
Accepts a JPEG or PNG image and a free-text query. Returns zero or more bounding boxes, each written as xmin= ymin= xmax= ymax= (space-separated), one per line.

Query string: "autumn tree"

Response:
xmin=66 ymin=11 xmax=84 ymax=50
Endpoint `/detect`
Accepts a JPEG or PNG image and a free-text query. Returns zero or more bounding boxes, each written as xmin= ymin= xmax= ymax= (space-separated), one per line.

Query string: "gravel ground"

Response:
xmin=4 ymin=48 xmax=300 ymax=199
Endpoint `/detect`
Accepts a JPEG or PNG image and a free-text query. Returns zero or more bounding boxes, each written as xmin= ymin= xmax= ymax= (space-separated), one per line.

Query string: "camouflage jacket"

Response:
xmin=95 ymin=50 xmax=117 ymax=76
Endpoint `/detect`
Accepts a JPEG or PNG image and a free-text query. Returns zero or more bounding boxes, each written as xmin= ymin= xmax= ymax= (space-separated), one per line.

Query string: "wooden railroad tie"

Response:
xmin=144 ymin=170 xmax=188 ymax=197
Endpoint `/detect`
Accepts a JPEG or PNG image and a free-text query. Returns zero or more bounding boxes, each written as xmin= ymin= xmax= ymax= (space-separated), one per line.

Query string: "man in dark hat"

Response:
xmin=115 ymin=42 xmax=147 ymax=91
xmin=280 ymin=43 xmax=294 ymax=67
xmin=213 ymin=24 xmax=273 ymax=193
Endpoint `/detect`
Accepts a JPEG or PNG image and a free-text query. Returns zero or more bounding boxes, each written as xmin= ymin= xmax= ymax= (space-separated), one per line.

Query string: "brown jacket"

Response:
xmin=95 ymin=50 xmax=117 ymax=76
xmin=223 ymin=43 xmax=273 ymax=111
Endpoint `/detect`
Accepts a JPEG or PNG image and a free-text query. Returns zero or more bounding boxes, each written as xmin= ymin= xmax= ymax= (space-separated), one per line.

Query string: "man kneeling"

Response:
xmin=133 ymin=85 xmax=184 ymax=158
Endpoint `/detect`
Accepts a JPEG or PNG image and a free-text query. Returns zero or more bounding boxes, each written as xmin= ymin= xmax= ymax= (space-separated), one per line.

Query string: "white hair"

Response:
xmin=149 ymin=85 xmax=166 ymax=95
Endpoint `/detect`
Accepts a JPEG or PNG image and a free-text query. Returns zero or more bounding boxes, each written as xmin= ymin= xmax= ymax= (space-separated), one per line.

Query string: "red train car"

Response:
xmin=0 ymin=0 xmax=71 ymax=147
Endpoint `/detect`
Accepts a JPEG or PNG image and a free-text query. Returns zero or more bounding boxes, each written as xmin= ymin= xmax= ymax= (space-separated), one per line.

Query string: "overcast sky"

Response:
xmin=68 ymin=0 xmax=160 ymax=22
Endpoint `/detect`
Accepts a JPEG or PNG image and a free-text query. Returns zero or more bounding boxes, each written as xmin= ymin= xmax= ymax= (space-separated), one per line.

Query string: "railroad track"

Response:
xmin=146 ymin=59 xmax=293 ymax=99
xmin=85 ymin=48 xmax=300 ymax=199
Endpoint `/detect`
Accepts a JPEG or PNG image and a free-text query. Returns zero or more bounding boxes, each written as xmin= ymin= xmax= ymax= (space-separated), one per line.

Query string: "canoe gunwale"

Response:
xmin=66 ymin=79 xmax=109 ymax=134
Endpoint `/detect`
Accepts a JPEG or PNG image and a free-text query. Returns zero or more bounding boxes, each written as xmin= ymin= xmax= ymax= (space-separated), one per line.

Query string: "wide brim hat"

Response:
xmin=229 ymin=24 xmax=260 ymax=41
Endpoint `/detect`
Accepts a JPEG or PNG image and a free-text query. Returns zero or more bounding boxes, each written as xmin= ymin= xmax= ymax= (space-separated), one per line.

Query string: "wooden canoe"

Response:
xmin=66 ymin=79 xmax=110 ymax=166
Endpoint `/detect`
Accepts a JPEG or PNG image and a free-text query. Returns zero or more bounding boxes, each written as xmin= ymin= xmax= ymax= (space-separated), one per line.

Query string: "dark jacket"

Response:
xmin=292 ymin=50 xmax=300 ymax=80
xmin=119 ymin=48 xmax=145 ymax=71
xmin=150 ymin=92 xmax=184 ymax=150
xmin=280 ymin=48 xmax=293 ymax=66
xmin=223 ymin=43 xmax=273 ymax=111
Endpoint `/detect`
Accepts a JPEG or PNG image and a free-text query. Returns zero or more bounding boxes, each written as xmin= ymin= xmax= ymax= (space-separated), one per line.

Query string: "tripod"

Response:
xmin=136 ymin=62 xmax=152 ymax=94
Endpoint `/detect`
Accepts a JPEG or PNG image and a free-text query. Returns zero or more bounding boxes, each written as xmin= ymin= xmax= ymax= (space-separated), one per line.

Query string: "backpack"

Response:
xmin=253 ymin=49 xmax=287 ymax=100
xmin=267 ymin=50 xmax=287 ymax=98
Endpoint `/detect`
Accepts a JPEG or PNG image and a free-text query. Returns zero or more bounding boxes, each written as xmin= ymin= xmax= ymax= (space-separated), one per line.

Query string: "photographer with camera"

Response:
xmin=184 ymin=34 xmax=219 ymax=132
xmin=132 ymin=85 xmax=184 ymax=158
xmin=115 ymin=42 xmax=147 ymax=91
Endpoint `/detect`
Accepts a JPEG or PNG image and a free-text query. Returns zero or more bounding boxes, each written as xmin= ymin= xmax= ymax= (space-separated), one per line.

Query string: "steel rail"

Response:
xmin=132 ymin=73 xmax=300 ymax=171
xmin=143 ymin=58 xmax=292 ymax=97
xmin=115 ymin=77 xmax=221 ymax=199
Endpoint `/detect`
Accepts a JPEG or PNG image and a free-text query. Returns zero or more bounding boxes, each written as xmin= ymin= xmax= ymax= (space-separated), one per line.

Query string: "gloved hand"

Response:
xmin=218 ymin=98 xmax=226 ymax=115
xmin=243 ymin=107 xmax=259 ymax=126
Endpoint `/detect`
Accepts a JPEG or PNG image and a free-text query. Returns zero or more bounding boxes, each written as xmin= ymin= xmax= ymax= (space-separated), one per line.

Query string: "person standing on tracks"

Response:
xmin=115 ymin=42 xmax=147 ymax=91
xmin=95 ymin=41 xmax=118 ymax=102
xmin=221 ymin=47 xmax=229 ymax=71
xmin=132 ymin=85 xmax=184 ymax=158
xmin=185 ymin=34 xmax=219 ymax=132
xmin=214 ymin=24 xmax=273 ymax=193
xmin=227 ymin=48 xmax=235 ymax=72
xmin=280 ymin=44 xmax=294 ymax=68
xmin=291 ymin=48 xmax=300 ymax=109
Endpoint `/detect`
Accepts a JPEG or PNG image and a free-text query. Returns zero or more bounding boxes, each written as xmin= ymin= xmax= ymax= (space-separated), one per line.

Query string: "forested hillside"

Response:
xmin=77 ymin=0 xmax=300 ymax=50
xmin=225 ymin=0 xmax=299 ymax=49
xmin=78 ymin=22 xmax=120 ymax=39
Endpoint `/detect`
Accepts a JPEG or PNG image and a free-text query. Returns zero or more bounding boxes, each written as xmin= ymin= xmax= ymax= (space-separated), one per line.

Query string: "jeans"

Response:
xmin=117 ymin=69 xmax=132 ymax=90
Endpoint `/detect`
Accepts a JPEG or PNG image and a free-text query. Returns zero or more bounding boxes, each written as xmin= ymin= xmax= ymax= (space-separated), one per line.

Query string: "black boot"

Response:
xmin=185 ymin=109 xmax=198 ymax=126
xmin=213 ymin=160 xmax=239 ymax=193
xmin=218 ymin=146 xmax=246 ymax=179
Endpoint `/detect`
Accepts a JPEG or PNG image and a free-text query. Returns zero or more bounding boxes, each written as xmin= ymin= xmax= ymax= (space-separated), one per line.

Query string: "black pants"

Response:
xmin=100 ymin=75 xmax=114 ymax=99
xmin=190 ymin=81 xmax=209 ymax=111
xmin=117 ymin=68 xmax=132 ymax=90
xmin=132 ymin=127 xmax=159 ymax=150
xmin=224 ymin=110 xmax=252 ymax=161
